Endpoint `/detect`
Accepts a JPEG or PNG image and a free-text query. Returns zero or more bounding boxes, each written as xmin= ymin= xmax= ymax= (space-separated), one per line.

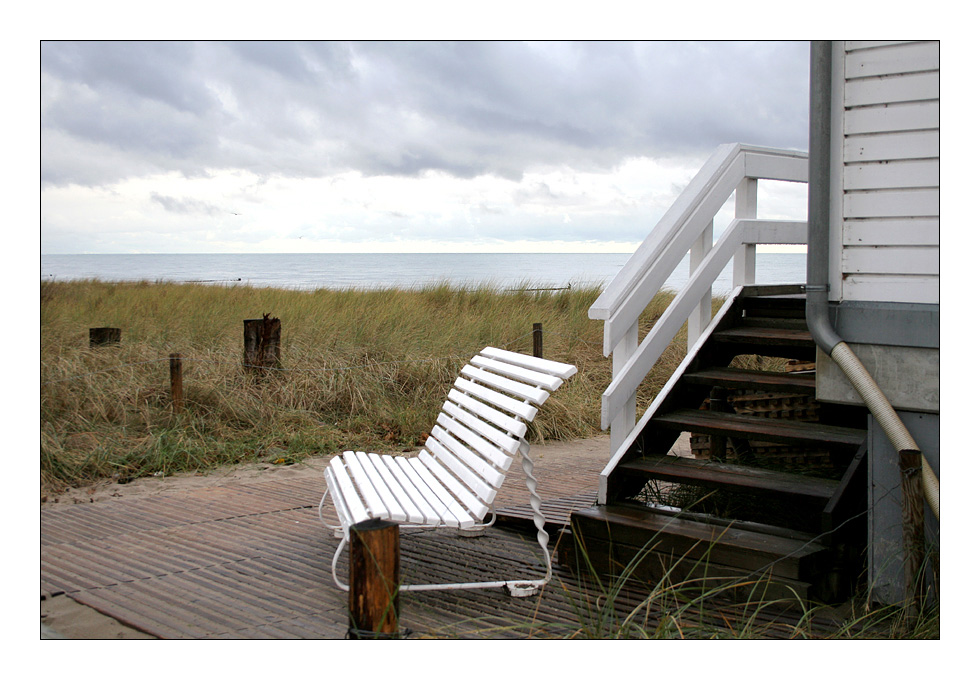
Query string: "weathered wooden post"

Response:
xmin=89 ymin=327 xmax=121 ymax=347
xmin=243 ymin=314 xmax=281 ymax=373
xmin=170 ymin=353 xmax=184 ymax=414
xmin=900 ymin=449 xmax=926 ymax=622
xmin=348 ymin=519 xmax=400 ymax=639
xmin=533 ymin=322 xmax=543 ymax=359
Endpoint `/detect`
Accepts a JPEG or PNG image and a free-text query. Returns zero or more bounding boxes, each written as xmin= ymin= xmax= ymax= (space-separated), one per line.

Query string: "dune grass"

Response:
xmin=41 ymin=279 xmax=683 ymax=492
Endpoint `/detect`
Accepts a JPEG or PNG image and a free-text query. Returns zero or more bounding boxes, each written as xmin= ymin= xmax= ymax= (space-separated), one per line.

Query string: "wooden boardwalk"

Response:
xmin=40 ymin=437 xmax=840 ymax=639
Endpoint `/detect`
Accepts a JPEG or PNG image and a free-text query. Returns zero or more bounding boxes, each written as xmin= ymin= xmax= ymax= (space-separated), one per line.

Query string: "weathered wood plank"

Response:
xmin=843 ymin=159 xmax=938 ymax=191
xmin=843 ymin=218 xmax=938 ymax=247
xmin=618 ymin=455 xmax=839 ymax=503
xmin=844 ymin=130 xmax=938 ymax=162
xmin=650 ymin=409 xmax=866 ymax=448
xmin=844 ymin=41 xmax=938 ymax=78
xmin=682 ymin=367 xmax=815 ymax=394
xmin=844 ymin=101 xmax=938 ymax=136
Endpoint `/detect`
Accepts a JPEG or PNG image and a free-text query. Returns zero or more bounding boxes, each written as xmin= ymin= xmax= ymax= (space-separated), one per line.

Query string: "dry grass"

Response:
xmin=41 ymin=279 xmax=687 ymax=492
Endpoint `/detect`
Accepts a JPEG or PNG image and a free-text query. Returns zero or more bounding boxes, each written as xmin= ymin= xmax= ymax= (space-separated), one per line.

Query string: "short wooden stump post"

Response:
xmin=532 ymin=322 xmax=543 ymax=359
xmin=348 ymin=519 xmax=400 ymax=639
xmin=89 ymin=327 xmax=121 ymax=347
xmin=169 ymin=353 xmax=184 ymax=414
xmin=243 ymin=314 xmax=281 ymax=373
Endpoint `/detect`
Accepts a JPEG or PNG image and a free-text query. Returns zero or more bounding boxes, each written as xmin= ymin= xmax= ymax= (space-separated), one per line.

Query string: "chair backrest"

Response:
xmin=417 ymin=347 xmax=578 ymax=524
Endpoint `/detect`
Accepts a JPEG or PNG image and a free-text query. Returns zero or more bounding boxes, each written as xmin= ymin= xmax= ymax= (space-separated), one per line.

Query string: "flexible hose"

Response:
xmin=830 ymin=342 xmax=939 ymax=520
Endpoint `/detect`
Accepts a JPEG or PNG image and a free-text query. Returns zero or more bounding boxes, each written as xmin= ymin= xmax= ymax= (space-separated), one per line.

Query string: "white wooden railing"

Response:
xmin=589 ymin=143 xmax=809 ymax=460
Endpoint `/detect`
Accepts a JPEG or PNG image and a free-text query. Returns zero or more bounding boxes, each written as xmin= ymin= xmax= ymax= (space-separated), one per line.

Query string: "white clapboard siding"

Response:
xmin=843 ymin=219 xmax=939 ymax=247
xmin=834 ymin=41 xmax=939 ymax=305
xmin=844 ymin=130 xmax=938 ymax=163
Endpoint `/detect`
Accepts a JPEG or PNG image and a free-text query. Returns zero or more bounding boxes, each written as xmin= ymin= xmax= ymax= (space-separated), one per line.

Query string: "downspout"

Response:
xmin=805 ymin=41 xmax=939 ymax=521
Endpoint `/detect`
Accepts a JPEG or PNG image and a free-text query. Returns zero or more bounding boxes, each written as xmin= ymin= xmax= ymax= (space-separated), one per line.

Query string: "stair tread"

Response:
xmin=619 ymin=455 xmax=839 ymax=502
xmin=683 ymin=367 xmax=815 ymax=394
xmin=570 ymin=504 xmax=825 ymax=578
xmin=712 ymin=326 xmax=814 ymax=346
xmin=650 ymin=408 xmax=866 ymax=448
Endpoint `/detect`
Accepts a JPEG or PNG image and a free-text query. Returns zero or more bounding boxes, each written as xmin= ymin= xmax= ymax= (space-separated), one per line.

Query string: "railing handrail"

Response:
xmin=589 ymin=143 xmax=807 ymax=355
xmin=590 ymin=143 xmax=809 ymax=456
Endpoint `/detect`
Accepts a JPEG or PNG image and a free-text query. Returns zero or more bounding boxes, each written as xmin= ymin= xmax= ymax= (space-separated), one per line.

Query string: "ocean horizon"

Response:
xmin=40 ymin=252 xmax=808 ymax=294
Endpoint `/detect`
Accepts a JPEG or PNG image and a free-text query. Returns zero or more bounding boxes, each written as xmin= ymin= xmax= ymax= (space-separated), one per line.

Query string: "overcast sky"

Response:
xmin=40 ymin=40 xmax=812 ymax=254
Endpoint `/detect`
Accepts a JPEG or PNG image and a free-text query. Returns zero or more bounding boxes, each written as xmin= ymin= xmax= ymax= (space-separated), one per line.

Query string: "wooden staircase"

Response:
xmin=562 ymin=286 xmax=869 ymax=603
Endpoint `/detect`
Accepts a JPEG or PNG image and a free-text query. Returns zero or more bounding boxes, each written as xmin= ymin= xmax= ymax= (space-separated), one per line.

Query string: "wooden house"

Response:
xmin=569 ymin=41 xmax=939 ymax=606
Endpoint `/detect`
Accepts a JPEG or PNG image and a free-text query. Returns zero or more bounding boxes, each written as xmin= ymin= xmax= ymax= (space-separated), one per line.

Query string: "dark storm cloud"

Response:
xmin=40 ymin=40 xmax=809 ymax=188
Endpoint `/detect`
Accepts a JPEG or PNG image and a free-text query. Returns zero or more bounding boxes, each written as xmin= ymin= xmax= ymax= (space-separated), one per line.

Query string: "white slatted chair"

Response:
xmin=318 ymin=347 xmax=577 ymax=597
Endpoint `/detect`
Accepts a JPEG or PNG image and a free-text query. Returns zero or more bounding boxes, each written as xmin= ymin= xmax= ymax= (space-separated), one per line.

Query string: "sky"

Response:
xmin=40 ymin=39 xmax=812 ymax=255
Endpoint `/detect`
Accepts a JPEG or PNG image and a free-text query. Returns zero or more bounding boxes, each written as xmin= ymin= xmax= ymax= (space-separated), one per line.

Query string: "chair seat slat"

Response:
xmin=328 ymin=457 xmax=371 ymax=526
xmin=453 ymin=377 xmax=538 ymax=421
xmin=435 ymin=413 xmax=512 ymax=473
xmin=343 ymin=451 xmax=393 ymax=519
xmin=418 ymin=450 xmax=490 ymax=519
xmin=447 ymin=388 xmax=528 ymax=439
xmin=403 ymin=457 xmax=474 ymax=528
xmin=461 ymin=365 xmax=550 ymax=405
xmin=351 ymin=451 xmax=408 ymax=522
xmin=430 ymin=423 xmax=506 ymax=488
xmin=480 ymin=346 xmax=579 ymax=379
xmin=366 ymin=453 xmax=425 ymax=524
xmin=393 ymin=457 xmax=460 ymax=527
xmin=382 ymin=457 xmax=443 ymax=526
xmin=425 ymin=433 xmax=496 ymax=505
xmin=469 ymin=355 xmax=564 ymax=391
xmin=442 ymin=399 xmax=521 ymax=455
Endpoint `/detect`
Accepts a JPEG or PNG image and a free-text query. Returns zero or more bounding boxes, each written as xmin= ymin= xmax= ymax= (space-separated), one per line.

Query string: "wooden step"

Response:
xmin=682 ymin=368 xmax=815 ymax=395
xmin=568 ymin=504 xmax=826 ymax=582
xmin=712 ymin=326 xmax=814 ymax=348
xmin=649 ymin=409 xmax=866 ymax=449
xmin=618 ymin=455 xmax=839 ymax=505
xmin=741 ymin=294 xmax=806 ymax=319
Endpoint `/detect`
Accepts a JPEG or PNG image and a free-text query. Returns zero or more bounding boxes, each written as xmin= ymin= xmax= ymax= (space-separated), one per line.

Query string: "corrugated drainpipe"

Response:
xmin=806 ymin=41 xmax=939 ymax=522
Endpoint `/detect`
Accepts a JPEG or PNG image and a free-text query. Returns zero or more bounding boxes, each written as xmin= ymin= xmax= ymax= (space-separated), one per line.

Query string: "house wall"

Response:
xmin=828 ymin=40 xmax=939 ymax=305
xmin=820 ymin=40 xmax=940 ymax=606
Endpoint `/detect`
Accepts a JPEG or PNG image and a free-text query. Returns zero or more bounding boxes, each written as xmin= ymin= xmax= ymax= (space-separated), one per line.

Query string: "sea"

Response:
xmin=40 ymin=252 xmax=807 ymax=294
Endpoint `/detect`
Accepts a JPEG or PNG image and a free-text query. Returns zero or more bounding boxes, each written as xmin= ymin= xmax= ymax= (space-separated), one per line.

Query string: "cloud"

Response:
xmin=39 ymin=40 xmax=811 ymax=253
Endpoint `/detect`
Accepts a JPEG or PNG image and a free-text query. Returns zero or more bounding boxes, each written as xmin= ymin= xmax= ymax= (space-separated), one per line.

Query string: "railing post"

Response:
xmin=609 ymin=321 xmax=639 ymax=457
xmin=733 ymin=177 xmax=759 ymax=287
xmin=687 ymin=220 xmax=714 ymax=352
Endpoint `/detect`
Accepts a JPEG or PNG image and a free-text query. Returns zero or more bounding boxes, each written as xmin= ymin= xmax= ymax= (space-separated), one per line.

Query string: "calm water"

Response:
xmin=40 ymin=252 xmax=807 ymax=293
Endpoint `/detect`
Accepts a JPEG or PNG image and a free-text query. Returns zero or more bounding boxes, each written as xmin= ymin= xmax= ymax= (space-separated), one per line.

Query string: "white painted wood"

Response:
xmin=845 ymin=41 xmax=914 ymax=51
xmin=382 ymin=456 xmax=443 ymax=525
xmin=599 ymin=156 xmax=746 ymax=355
xmin=469 ymin=355 xmax=564 ymax=391
xmin=743 ymin=150 xmax=808 ymax=182
xmin=480 ymin=346 xmax=578 ymax=379
xmin=842 ymin=246 xmax=938 ymax=276
xmin=447 ymin=388 xmax=527 ymax=439
xmin=366 ymin=453 xmax=425 ymax=524
xmin=844 ymin=188 xmax=939 ymax=219
xmin=453 ymin=377 xmax=538 ymax=421
xmin=844 ymin=70 xmax=938 ymax=107
xmin=844 ymin=101 xmax=938 ymax=135
xmin=741 ymin=220 xmax=807 ymax=244
xmin=460 ymin=365 xmax=550 ymax=405
xmin=344 ymin=451 xmax=398 ymax=521
xmin=844 ymin=130 xmax=938 ymax=162
xmin=687 ymin=220 xmax=714 ymax=352
xmin=424 ymin=433 xmax=497 ymax=503
xmin=324 ymin=466 xmax=357 ymax=529
xmin=843 ymin=159 xmax=938 ymax=191
xmin=432 ymin=417 xmax=508 ymax=484
xmin=419 ymin=451 xmax=486 ymax=522
xmin=843 ymin=218 xmax=939 ymax=247
xmin=404 ymin=457 xmax=474 ymax=528
xmin=607 ymin=320 xmax=638 ymax=449
xmin=844 ymin=41 xmax=938 ymax=78
xmin=603 ymin=220 xmax=743 ymax=428
xmin=441 ymin=400 xmax=521 ymax=456
xmin=328 ymin=456 xmax=371 ymax=525
xmin=843 ymin=275 xmax=939 ymax=304
xmin=733 ymin=177 xmax=758 ymax=289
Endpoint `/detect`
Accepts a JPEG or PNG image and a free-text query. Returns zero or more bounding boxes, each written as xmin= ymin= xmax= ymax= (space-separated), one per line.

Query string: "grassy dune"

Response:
xmin=41 ymin=279 xmax=683 ymax=491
